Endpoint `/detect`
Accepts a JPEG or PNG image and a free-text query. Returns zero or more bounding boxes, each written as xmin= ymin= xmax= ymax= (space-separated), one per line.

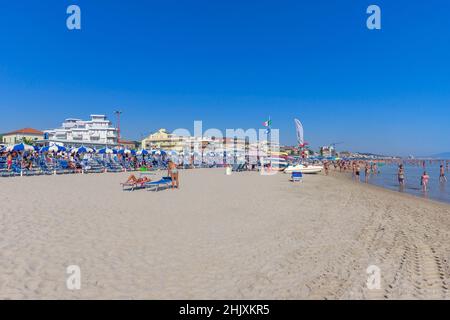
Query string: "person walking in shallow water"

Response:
xmin=398 ymin=164 xmax=405 ymax=187
xmin=421 ymin=171 xmax=430 ymax=192
xmin=439 ymin=165 xmax=447 ymax=183
xmin=355 ymin=163 xmax=360 ymax=182
xmin=364 ymin=163 xmax=370 ymax=183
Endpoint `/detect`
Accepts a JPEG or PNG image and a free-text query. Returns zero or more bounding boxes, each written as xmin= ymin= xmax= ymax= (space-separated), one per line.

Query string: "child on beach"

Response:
xmin=421 ymin=171 xmax=430 ymax=192
xmin=7 ymin=153 xmax=13 ymax=171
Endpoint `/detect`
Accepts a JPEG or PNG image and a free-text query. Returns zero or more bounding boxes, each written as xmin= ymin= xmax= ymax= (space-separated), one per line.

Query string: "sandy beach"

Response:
xmin=1 ymin=168 xmax=450 ymax=299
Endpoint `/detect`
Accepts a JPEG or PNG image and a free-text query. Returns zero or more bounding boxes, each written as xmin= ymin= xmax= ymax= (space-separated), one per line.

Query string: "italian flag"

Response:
xmin=262 ymin=119 xmax=272 ymax=127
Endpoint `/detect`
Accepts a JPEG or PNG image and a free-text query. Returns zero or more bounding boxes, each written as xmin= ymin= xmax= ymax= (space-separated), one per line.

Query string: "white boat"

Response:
xmin=284 ymin=164 xmax=323 ymax=174
xmin=265 ymin=157 xmax=288 ymax=171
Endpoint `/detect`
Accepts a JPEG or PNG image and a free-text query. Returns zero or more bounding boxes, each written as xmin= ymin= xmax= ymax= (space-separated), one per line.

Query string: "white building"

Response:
xmin=44 ymin=115 xmax=118 ymax=147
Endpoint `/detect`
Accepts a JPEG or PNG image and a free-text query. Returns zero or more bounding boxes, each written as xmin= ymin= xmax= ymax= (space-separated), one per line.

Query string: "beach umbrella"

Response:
xmin=137 ymin=149 xmax=149 ymax=156
xmin=118 ymin=149 xmax=132 ymax=155
xmin=72 ymin=146 xmax=92 ymax=154
xmin=33 ymin=145 xmax=40 ymax=152
xmin=98 ymin=147 xmax=114 ymax=154
xmin=168 ymin=150 xmax=178 ymax=156
xmin=6 ymin=143 xmax=35 ymax=152
xmin=155 ymin=149 xmax=167 ymax=156
xmin=46 ymin=145 xmax=66 ymax=153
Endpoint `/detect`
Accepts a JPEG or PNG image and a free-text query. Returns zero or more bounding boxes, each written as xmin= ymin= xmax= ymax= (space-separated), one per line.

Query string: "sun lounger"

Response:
xmin=291 ymin=171 xmax=303 ymax=182
xmin=144 ymin=176 xmax=172 ymax=191
xmin=121 ymin=181 xmax=147 ymax=191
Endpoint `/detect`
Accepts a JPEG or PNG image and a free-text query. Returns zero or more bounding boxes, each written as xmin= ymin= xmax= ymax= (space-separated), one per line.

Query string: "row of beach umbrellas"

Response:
xmin=0 ymin=143 xmax=167 ymax=157
xmin=1 ymin=143 xmax=255 ymax=158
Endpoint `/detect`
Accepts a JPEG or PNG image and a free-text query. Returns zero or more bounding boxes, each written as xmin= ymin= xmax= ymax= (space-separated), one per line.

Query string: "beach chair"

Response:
xmin=121 ymin=180 xmax=147 ymax=191
xmin=144 ymin=176 xmax=172 ymax=191
xmin=291 ymin=171 xmax=303 ymax=182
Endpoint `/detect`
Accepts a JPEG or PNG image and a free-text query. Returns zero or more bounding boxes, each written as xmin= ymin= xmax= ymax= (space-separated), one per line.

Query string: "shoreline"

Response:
xmin=325 ymin=169 xmax=450 ymax=207
xmin=1 ymin=168 xmax=450 ymax=299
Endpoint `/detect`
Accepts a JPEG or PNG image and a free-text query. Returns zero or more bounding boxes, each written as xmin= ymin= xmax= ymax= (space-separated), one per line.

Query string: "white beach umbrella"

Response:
xmin=98 ymin=147 xmax=114 ymax=154
xmin=6 ymin=143 xmax=35 ymax=152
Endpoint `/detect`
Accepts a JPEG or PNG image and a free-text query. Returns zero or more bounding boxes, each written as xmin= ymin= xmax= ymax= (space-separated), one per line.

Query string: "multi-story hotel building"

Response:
xmin=43 ymin=115 xmax=118 ymax=147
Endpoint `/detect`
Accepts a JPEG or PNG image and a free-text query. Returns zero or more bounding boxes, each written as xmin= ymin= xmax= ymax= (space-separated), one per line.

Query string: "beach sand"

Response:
xmin=1 ymin=168 xmax=450 ymax=299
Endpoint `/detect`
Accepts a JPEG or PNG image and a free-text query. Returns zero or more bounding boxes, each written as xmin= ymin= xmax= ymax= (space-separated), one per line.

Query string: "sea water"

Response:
xmin=365 ymin=163 xmax=450 ymax=204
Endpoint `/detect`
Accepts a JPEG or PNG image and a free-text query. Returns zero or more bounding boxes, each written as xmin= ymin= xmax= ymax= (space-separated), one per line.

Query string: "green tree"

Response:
xmin=21 ymin=137 xmax=35 ymax=145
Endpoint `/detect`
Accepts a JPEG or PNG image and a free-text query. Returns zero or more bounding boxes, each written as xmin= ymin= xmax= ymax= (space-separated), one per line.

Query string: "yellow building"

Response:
xmin=141 ymin=129 xmax=186 ymax=152
xmin=2 ymin=128 xmax=44 ymax=145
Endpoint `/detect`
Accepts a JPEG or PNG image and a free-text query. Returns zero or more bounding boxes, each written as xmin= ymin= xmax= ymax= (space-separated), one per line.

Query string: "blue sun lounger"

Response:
xmin=145 ymin=176 xmax=173 ymax=191
xmin=291 ymin=171 xmax=303 ymax=182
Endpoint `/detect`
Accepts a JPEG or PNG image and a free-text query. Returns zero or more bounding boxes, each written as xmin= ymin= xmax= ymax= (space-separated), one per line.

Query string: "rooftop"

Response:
xmin=3 ymin=128 xmax=44 ymax=136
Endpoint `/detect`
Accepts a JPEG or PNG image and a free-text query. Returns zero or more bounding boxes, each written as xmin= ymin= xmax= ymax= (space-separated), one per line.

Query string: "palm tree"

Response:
xmin=21 ymin=137 xmax=35 ymax=145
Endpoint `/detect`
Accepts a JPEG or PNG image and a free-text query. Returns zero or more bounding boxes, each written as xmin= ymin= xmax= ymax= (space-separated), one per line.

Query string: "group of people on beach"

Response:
xmin=323 ymin=160 xmax=380 ymax=183
xmin=322 ymin=158 xmax=449 ymax=193
xmin=398 ymin=161 xmax=448 ymax=192
xmin=123 ymin=160 xmax=180 ymax=190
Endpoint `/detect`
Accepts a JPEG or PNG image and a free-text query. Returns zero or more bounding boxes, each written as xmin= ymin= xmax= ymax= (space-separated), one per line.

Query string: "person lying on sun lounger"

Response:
xmin=123 ymin=174 xmax=151 ymax=185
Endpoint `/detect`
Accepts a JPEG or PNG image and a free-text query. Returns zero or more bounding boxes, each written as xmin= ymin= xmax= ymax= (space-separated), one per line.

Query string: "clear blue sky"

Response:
xmin=1 ymin=0 xmax=450 ymax=156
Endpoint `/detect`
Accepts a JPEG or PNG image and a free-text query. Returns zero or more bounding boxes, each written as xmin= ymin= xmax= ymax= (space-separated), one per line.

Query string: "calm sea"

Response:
xmin=364 ymin=162 xmax=450 ymax=204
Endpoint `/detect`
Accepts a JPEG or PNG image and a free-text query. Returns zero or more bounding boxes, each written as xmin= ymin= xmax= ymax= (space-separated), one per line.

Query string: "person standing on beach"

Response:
xmin=351 ymin=162 xmax=356 ymax=180
xmin=168 ymin=160 xmax=180 ymax=189
xmin=355 ymin=163 xmax=360 ymax=182
xmin=6 ymin=153 xmax=13 ymax=171
xmin=398 ymin=164 xmax=405 ymax=187
xmin=421 ymin=171 xmax=430 ymax=192
xmin=364 ymin=163 xmax=370 ymax=183
xmin=324 ymin=161 xmax=329 ymax=176
xmin=439 ymin=165 xmax=447 ymax=183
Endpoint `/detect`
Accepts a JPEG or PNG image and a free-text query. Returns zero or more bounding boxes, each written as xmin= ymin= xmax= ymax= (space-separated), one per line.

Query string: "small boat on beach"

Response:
xmin=284 ymin=164 xmax=323 ymax=174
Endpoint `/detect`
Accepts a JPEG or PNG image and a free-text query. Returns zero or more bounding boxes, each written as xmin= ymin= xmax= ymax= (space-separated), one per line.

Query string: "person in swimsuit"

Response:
xmin=7 ymin=153 xmax=13 ymax=171
xmin=364 ymin=163 xmax=370 ymax=183
xmin=355 ymin=163 xmax=360 ymax=182
xmin=398 ymin=164 xmax=405 ymax=186
xmin=438 ymin=165 xmax=447 ymax=183
xmin=123 ymin=174 xmax=151 ymax=185
xmin=421 ymin=171 xmax=430 ymax=192
xmin=168 ymin=160 xmax=179 ymax=189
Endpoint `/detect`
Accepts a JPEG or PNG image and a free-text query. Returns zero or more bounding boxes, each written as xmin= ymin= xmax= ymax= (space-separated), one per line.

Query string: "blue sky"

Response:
xmin=1 ymin=0 xmax=450 ymax=156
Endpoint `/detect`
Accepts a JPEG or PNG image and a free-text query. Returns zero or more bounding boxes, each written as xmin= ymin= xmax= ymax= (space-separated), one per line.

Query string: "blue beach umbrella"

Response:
xmin=155 ymin=149 xmax=167 ymax=156
xmin=137 ymin=149 xmax=149 ymax=156
xmin=118 ymin=148 xmax=131 ymax=155
xmin=98 ymin=147 xmax=114 ymax=154
xmin=42 ymin=145 xmax=66 ymax=153
xmin=73 ymin=146 xmax=92 ymax=154
xmin=6 ymin=143 xmax=35 ymax=152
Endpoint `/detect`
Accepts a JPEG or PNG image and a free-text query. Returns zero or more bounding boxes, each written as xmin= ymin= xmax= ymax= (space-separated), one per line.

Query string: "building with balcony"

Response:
xmin=43 ymin=115 xmax=118 ymax=147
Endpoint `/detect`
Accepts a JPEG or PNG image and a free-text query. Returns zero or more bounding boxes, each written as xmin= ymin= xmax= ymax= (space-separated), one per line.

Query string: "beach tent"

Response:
xmin=6 ymin=143 xmax=35 ymax=152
